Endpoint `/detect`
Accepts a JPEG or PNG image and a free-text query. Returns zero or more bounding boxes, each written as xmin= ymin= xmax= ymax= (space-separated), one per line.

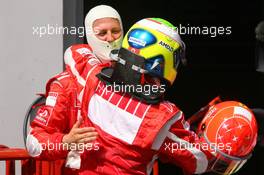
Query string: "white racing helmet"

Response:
xmin=85 ymin=5 xmax=123 ymax=61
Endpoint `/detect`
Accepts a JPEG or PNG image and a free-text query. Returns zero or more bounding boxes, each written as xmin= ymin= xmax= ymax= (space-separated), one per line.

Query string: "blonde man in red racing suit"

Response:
xmin=26 ymin=5 xmax=124 ymax=174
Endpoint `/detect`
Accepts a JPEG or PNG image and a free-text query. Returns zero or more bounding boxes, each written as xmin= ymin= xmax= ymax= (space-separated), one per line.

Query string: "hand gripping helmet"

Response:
xmin=197 ymin=101 xmax=258 ymax=174
xmin=97 ymin=18 xmax=186 ymax=103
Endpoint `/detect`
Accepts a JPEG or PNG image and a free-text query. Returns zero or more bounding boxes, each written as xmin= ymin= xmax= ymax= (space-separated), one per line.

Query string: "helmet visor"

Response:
xmin=209 ymin=151 xmax=250 ymax=174
xmin=200 ymin=132 xmax=251 ymax=175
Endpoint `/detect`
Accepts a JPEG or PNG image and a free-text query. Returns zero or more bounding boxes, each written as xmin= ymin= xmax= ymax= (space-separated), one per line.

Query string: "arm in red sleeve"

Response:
xmin=157 ymin=111 xmax=211 ymax=174
xmin=26 ymin=79 xmax=72 ymax=160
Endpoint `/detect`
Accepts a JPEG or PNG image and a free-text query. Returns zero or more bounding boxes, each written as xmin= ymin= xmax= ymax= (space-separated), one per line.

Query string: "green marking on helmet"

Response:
xmin=150 ymin=18 xmax=175 ymax=29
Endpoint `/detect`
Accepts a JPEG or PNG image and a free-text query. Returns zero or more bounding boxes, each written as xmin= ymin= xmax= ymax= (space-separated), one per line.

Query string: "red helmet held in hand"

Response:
xmin=197 ymin=101 xmax=258 ymax=174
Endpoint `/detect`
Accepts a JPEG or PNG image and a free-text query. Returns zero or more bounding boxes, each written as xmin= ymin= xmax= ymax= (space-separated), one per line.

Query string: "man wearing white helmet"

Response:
xmin=26 ymin=5 xmax=123 ymax=174
xmin=84 ymin=5 xmax=123 ymax=62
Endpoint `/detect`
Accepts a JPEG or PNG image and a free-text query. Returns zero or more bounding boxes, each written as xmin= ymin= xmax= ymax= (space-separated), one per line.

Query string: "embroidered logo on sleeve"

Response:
xmin=46 ymin=92 xmax=58 ymax=107
xmin=35 ymin=107 xmax=51 ymax=126
xmin=76 ymin=48 xmax=91 ymax=56
xmin=88 ymin=58 xmax=100 ymax=66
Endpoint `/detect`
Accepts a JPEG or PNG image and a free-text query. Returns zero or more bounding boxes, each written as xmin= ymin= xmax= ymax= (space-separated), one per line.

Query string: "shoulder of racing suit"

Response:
xmin=63 ymin=43 xmax=102 ymax=90
xmin=45 ymin=43 xmax=101 ymax=99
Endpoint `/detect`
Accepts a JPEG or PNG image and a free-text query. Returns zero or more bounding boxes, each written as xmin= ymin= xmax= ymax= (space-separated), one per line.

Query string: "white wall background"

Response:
xmin=0 ymin=0 xmax=62 ymax=174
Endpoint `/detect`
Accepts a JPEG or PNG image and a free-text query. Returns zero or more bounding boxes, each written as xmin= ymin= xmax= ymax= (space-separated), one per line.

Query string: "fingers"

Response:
xmin=66 ymin=119 xmax=98 ymax=145
xmin=74 ymin=127 xmax=96 ymax=134
xmin=77 ymin=136 xmax=97 ymax=144
xmin=76 ymin=131 xmax=98 ymax=140
xmin=73 ymin=129 xmax=98 ymax=144
xmin=75 ymin=132 xmax=98 ymax=143
xmin=73 ymin=118 xmax=83 ymax=129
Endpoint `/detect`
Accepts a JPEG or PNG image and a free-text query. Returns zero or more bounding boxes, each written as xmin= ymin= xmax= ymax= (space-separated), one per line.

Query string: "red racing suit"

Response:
xmin=27 ymin=44 xmax=211 ymax=175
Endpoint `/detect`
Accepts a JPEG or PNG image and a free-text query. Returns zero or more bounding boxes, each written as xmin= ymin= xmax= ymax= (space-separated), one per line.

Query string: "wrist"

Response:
xmin=62 ymin=134 xmax=70 ymax=144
